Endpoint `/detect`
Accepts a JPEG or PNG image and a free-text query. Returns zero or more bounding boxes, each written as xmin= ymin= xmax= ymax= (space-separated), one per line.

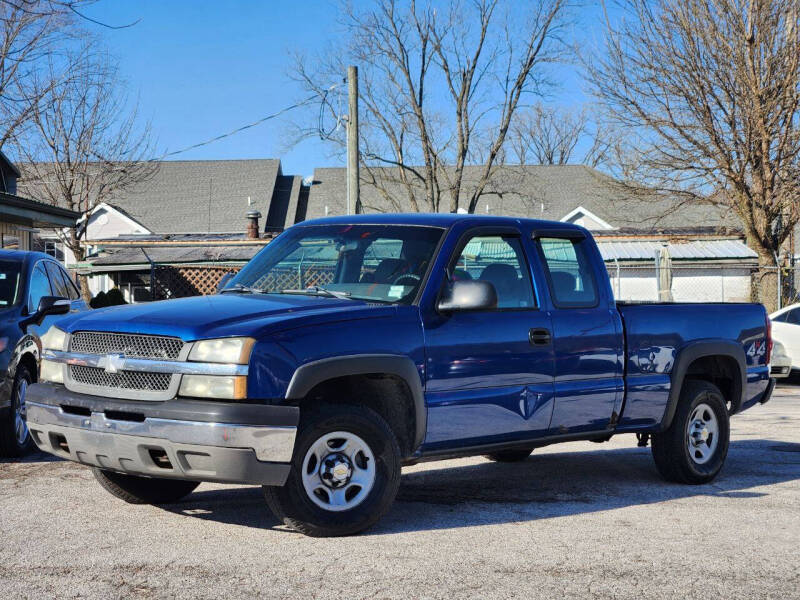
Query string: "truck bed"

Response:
xmin=616 ymin=302 xmax=771 ymax=431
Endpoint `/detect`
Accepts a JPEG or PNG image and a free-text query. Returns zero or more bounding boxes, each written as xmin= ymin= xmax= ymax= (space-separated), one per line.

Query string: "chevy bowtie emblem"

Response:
xmin=99 ymin=353 xmax=125 ymax=374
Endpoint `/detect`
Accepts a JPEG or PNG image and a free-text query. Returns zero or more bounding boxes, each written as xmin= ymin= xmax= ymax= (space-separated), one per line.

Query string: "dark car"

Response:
xmin=0 ymin=250 xmax=87 ymax=457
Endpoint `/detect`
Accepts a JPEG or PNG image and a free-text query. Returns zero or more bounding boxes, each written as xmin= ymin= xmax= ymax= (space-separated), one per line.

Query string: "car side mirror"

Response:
xmin=37 ymin=296 xmax=71 ymax=318
xmin=217 ymin=272 xmax=235 ymax=292
xmin=437 ymin=280 xmax=498 ymax=313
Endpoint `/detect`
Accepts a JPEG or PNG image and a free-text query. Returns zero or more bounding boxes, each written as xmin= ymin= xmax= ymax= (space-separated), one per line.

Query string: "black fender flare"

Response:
xmin=284 ymin=354 xmax=426 ymax=452
xmin=660 ymin=340 xmax=747 ymax=431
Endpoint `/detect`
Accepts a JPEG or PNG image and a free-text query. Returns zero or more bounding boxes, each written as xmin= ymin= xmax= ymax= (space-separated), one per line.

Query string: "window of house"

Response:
xmin=44 ymin=240 xmax=64 ymax=260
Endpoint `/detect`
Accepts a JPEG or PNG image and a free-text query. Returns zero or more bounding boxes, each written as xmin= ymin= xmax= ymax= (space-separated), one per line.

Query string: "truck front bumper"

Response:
xmin=25 ymin=383 xmax=298 ymax=486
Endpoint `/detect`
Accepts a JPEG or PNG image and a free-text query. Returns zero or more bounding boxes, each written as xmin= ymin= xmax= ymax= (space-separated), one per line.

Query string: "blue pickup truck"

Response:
xmin=25 ymin=214 xmax=774 ymax=536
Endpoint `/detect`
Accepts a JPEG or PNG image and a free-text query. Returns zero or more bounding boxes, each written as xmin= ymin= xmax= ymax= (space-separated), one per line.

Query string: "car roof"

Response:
xmin=0 ymin=249 xmax=56 ymax=265
xmin=296 ymin=213 xmax=586 ymax=231
xmin=771 ymin=303 xmax=800 ymax=318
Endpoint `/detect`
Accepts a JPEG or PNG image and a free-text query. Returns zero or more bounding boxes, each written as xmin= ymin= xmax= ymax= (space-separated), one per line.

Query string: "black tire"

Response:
xmin=263 ymin=404 xmax=401 ymax=537
xmin=651 ymin=380 xmax=730 ymax=484
xmin=92 ymin=468 xmax=200 ymax=504
xmin=0 ymin=364 xmax=34 ymax=458
xmin=484 ymin=447 xmax=534 ymax=463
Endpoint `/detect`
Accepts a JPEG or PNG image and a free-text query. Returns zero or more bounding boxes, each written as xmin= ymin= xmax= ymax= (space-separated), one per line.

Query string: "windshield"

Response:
xmin=226 ymin=224 xmax=444 ymax=304
xmin=0 ymin=260 xmax=22 ymax=309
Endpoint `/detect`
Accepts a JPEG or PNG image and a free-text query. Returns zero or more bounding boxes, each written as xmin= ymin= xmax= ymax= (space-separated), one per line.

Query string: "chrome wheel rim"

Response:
xmin=301 ymin=431 xmax=376 ymax=512
xmin=686 ymin=402 xmax=719 ymax=465
xmin=14 ymin=378 xmax=29 ymax=445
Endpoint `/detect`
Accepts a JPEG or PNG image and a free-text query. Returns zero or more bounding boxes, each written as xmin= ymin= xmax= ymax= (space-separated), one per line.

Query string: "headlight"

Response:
xmin=41 ymin=326 xmax=67 ymax=351
xmin=188 ymin=337 xmax=254 ymax=364
xmin=40 ymin=359 xmax=64 ymax=384
xmin=179 ymin=375 xmax=246 ymax=399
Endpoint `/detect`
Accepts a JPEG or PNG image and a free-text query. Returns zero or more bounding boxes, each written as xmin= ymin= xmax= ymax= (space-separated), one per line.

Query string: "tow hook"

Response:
xmin=636 ymin=433 xmax=650 ymax=447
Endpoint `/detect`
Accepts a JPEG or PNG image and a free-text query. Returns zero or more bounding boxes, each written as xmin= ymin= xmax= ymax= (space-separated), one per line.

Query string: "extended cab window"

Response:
xmin=451 ymin=235 xmax=535 ymax=309
xmin=537 ymin=237 xmax=598 ymax=308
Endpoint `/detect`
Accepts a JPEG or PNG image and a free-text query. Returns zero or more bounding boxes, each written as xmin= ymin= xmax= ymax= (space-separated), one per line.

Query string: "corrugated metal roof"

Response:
xmin=597 ymin=239 xmax=757 ymax=261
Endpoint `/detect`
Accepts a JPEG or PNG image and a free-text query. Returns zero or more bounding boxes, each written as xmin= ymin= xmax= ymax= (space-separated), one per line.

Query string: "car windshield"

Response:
xmin=225 ymin=224 xmax=444 ymax=304
xmin=0 ymin=260 xmax=22 ymax=309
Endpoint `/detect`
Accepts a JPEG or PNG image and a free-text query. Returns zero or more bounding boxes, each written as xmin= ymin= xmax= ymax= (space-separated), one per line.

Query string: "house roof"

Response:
xmin=0 ymin=150 xmax=21 ymax=178
xmin=19 ymin=159 xmax=283 ymax=235
xmin=87 ymin=245 xmax=262 ymax=270
xmin=107 ymin=159 xmax=282 ymax=234
xmin=0 ymin=191 xmax=79 ymax=227
xmin=305 ymin=164 xmax=737 ymax=231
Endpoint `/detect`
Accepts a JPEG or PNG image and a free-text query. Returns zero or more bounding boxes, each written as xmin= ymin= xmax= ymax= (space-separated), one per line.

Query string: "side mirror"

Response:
xmin=37 ymin=296 xmax=71 ymax=318
xmin=437 ymin=280 xmax=498 ymax=313
xmin=217 ymin=272 xmax=235 ymax=292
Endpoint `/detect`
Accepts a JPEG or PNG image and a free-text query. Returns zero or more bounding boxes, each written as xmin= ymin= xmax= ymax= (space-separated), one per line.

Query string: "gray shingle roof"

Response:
xmin=305 ymin=165 xmax=737 ymax=231
xmin=107 ymin=159 xmax=282 ymax=234
xmin=19 ymin=159 xmax=283 ymax=235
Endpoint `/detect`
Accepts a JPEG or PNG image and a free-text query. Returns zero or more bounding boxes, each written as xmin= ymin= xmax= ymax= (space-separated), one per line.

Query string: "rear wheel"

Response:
xmin=0 ymin=364 xmax=34 ymax=458
xmin=263 ymin=404 xmax=401 ymax=537
xmin=92 ymin=468 xmax=200 ymax=504
xmin=651 ymin=380 xmax=730 ymax=484
xmin=484 ymin=447 xmax=534 ymax=463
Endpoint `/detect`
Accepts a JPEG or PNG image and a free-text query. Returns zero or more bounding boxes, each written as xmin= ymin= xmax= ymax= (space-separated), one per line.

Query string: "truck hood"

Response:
xmin=55 ymin=293 xmax=391 ymax=341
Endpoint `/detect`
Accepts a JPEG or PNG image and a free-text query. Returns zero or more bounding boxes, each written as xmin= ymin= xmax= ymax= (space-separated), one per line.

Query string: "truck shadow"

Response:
xmin=159 ymin=438 xmax=800 ymax=534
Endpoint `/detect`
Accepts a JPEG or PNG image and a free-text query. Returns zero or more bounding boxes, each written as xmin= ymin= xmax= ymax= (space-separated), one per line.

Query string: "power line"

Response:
xmin=24 ymin=85 xmax=342 ymax=184
xmin=150 ymin=92 xmax=327 ymax=162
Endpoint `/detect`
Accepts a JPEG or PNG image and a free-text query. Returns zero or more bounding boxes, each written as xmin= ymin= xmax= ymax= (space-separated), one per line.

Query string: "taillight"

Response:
xmin=765 ymin=314 xmax=773 ymax=364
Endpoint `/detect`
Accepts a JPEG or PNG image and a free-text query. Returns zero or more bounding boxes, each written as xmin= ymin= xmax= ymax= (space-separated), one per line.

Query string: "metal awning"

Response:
xmin=597 ymin=239 xmax=757 ymax=261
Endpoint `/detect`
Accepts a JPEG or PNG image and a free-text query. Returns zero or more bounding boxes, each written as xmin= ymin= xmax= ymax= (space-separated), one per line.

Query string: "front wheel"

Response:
xmin=651 ymin=380 xmax=730 ymax=484
xmin=0 ymin=364 xmax=34 ymax=458
xmin=92 ymin=468 xmax=200 ymax=504
xmin=263 ymin=404 xmax=401 ymax=537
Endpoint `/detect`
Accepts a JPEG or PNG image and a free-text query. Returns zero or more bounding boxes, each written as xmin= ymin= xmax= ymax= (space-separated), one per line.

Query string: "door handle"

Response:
xmin=529 ymin=328 xmax=551 ymax=346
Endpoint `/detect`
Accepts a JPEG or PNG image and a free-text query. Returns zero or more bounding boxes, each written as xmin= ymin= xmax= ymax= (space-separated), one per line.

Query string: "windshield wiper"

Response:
xmin=219 ymin=284 xmax=265 ymax=294
xmin=281 ymin=286 xmax=352 ymax=299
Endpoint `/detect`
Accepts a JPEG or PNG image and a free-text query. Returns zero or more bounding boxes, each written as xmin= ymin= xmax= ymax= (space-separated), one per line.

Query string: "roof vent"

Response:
xmin=246 ymin=209 xmax=261 ymax=239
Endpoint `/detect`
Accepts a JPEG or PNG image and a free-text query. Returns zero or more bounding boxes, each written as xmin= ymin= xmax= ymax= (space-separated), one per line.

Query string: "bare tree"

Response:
xmin=292 ymin=0 xmax=568 ymax=213
xmin=587 ymin=0 xmax=800 ymax=310
xmin=14 ymin=45 xmax=155 ymax=301
xmin=0 ymin=0 xmax=75 ymax=147
xmin=508 ymin=103 xmax=587 ymax=164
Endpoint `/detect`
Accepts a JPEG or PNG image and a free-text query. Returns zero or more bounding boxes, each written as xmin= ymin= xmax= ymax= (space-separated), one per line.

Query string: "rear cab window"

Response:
xmin=536 ymin=237 xmax=599 ymax=308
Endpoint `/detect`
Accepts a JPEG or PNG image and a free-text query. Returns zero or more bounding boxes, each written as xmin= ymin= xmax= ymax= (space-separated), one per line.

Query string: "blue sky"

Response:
xmin=84 ymin=1 xmax=607 ymax=178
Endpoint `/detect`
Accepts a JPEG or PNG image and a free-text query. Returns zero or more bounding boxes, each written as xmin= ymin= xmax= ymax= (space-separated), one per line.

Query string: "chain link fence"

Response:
xmin=607 ymin=261 xmax=797 ymax=306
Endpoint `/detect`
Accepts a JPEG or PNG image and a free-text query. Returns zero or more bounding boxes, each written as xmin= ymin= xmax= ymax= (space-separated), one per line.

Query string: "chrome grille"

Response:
xmin=69 ymin=365 xmax=173 ymax=391
xmin=69 ymin=332 xmax=184 ymax=360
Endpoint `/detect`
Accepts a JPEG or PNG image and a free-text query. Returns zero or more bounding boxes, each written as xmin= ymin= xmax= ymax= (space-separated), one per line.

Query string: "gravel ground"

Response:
xmin=1 ymin=385 xmax=799 ymax=599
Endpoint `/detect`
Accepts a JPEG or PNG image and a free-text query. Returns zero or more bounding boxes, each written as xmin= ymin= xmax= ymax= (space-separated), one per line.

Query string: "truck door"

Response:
xmin=532 ymin=231 xmax=624 ymax=434
xmin=421 ymin=226 xmax=555 ymax=451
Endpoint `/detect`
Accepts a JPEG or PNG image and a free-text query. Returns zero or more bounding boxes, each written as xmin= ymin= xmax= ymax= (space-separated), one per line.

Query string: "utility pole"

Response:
xmin=346 ymin=65 xmax=360 ymax=215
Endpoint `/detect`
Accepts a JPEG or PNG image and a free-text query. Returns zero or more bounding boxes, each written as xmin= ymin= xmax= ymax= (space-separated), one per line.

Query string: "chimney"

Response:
xmin=246 ymin=209 xmax=261 ymax=239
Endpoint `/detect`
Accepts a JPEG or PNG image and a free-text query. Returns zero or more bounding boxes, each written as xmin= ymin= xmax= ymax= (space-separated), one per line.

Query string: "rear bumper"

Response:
xmin=25 ymin=383 xmax=298 ymax=486
xmin=760 ymin=377 xmax=776 ymax=405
